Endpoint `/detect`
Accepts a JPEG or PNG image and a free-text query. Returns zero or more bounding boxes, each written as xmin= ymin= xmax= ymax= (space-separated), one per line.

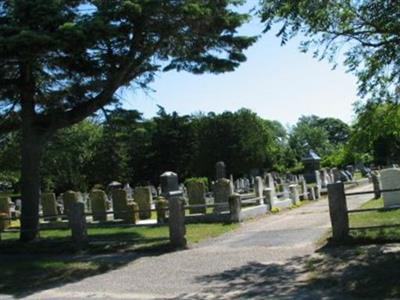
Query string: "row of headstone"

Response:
xmin=40 ymin=186 xmax=153 ymax=223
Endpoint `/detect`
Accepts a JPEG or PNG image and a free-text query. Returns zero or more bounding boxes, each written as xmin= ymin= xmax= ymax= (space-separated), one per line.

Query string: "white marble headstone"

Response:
xmin=381 ymin=168 xmax=400 ymax=207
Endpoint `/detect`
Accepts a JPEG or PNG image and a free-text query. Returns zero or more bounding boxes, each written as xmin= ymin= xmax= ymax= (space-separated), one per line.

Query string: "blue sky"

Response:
xmin=121 ymin=5 xmax=359 ymax=127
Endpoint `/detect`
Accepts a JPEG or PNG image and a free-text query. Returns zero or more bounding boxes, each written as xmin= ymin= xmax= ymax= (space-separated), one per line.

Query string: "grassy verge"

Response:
xmin=349 ymin=198 xmax=400 ymax=242
xmin=1 ymin=223 xmax=239 ymax=253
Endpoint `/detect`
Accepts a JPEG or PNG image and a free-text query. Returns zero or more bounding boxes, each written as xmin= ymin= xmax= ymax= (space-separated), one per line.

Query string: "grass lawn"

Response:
xmin=349 ymin=198 xmax=400 ymax=241
xmin=0 ymin=222 xmax=238 ymax=296
xmin=1 ymin=223 xmax=239 ymax=253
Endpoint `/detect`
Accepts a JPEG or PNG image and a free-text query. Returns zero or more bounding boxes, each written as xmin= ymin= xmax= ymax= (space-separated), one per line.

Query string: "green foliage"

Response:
xmin=185 ymin=177 xmax=208 ymax=187
xmin=260 ymin=0 xmax=400 ymax=99
xmin=350 ymin=102 xmax=400 ymax=166
xmin=42 ymin=120 xmax=102 ymax=193
xmin=289 ymin=115 xmax=350 ymax=160
xmin=185 ymin=177 xmax=209 ymax=192
xmin=0 ymin=0 xmax=256 ymax=240
xmin=192 ymin=108 xmax=276 ymax=178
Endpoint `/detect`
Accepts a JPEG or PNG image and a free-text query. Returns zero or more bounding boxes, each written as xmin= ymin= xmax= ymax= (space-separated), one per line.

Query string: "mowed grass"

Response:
xmin=1 ymin=223 xmax=239 ymax=252
xmin=349 ymin=198 xmax=400 ymax=241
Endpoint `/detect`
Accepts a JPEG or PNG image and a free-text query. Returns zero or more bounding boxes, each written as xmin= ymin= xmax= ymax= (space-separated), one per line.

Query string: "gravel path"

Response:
xmin=22 ymin=183 xmax=373 ymax=300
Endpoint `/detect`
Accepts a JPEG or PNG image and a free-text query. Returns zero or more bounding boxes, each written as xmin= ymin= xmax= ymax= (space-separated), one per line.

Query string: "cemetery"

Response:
xmin=0 ymin=0 xmax=399 ymax=298
xmin=0 ymin=158 xmax=368 ymax=252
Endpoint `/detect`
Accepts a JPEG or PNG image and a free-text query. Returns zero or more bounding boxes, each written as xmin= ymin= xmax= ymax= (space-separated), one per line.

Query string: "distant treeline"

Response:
xmin=1 ymin=102 xmax=397 ymax=193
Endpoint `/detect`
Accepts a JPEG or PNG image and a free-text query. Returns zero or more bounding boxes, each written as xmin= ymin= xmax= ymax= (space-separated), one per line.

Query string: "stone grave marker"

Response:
xmin=134 ymin=186 xmax=153 ymax=219
xmin=213 ymin=178 xmax=231 ymax=212
xmin=41 ymin=193 xmax=58 ymax=221
xmin=186 ymin=181 xmax=206 ymax=214
xmin=381 ymin=168 xmax=400 ymax=207
xmin=90 ymin=189 xmax=108 ymax=222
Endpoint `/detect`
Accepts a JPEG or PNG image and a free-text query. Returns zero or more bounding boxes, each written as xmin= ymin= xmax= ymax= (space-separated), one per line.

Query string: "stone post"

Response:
xmin=263 ymin=188 xmax=274 ymax=209
xmin=229 ymin=194 xmax=241 ymax=222
xmin=255 ymin=176 xmax=264 ymax=204
xmin=327 ymin=182 xmax=349 ymax=241
xmin=68 ymin=202 xmax=87 ymax=249
xmin=371 ymin=172 xmax=381 ymax=199
xmin=167 ymin=191 xmax=186 ymax=248
xmin=289 ymin=184 xmax=300 ymax=205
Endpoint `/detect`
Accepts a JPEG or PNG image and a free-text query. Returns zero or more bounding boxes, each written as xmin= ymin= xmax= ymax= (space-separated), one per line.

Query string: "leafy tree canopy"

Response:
xmin=260 ymin=0 xmax=400 ymax=99
xmin=0 ymin=0 xmax=256 ymax=241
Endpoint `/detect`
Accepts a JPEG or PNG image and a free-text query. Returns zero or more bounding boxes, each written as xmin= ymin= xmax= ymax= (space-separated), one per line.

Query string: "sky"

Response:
xmin=121 ymin=4 xmax=359 ymax=127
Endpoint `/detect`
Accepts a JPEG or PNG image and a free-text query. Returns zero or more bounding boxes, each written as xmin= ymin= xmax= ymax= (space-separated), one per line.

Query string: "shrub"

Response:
xmin=184 ymin=177 xmax=209 ymax=191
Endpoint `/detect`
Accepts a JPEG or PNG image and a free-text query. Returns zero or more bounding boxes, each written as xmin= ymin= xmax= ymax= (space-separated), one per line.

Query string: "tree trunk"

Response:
xmin=19 ymin=126 xmax=46 ymax=242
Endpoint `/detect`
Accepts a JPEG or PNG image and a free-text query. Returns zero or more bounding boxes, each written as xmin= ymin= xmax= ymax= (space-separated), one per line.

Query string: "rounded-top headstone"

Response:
xmin=216 ymin=161 xmax=226 ymax=180
xmin=160 ymin=171 xmax=179 ymax=195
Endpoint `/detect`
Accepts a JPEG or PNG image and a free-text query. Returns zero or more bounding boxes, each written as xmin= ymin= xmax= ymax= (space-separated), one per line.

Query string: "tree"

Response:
xmin=260 ymin=0 xmax=400 ymax=99
xmin=288 ymin=115 xmax=350 ymax=161
xmin=87 ymin=108 xmax=143 ymax=187
xmin=350 ymin=102 xmax=400 ymax=165
xmin=41 ymin=120 xmax=101 ymax=193
xmin=316 ymin=117 xmax=350 ymax=146
xmin=0 ymin=1 xmax=256 ymax=241
xmin=149 ymin=107 xmax=196 ymax=184
xmin=193 ymin=109 xmax=274 ymax=178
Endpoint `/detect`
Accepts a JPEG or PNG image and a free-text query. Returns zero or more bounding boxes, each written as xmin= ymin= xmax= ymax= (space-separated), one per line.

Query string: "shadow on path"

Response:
xmin=165 ymin=243 xmax=400 ymax=300
xmin=0 ymin=232 xmax=172 ymax=298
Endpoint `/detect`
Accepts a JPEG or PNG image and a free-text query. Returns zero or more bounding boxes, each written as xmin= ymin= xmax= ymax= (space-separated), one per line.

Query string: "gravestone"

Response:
xmin=266 ymin=173 xmax=275 ymax=191
xmin=41 ymin=193 xmax=58 ymax=221
xmin=381 ymin=168 xmax=400 ymax=207
xmin=111 ymin=189 xmax=130 ymax=220
xmin=213 ymin=178 xmax=232 ymax=212
xmin=321 ymin=169 xmax=329 ymax=188
xmin=160 ymin=171 xmax=179 ymax=196
xmin=298 ymin=175 xmax=308 ymax=200
xmin=186 ymin=181 xmax=206 ymax=214
xmin=123 ymin=183 xmax=133 ymax=199
xmin=134 ymin=186 xmax=153 ymax=219
xmin=244 ymin=178 xmax=250 ymax=193
xmin=302 ymin=150 xmax=321 ymax=183
xmin=90 ymin=189 xmax=108 ymax=222
xmin=215 ymin=161 xmax=226 ymax=180
xmin=315 ymin=170 xmax=322 ymax=189
xmin=63 ymin=191 xmax=78 ymax=216
xmin=283 ymin=184 xmax=290 ymax=199
xmin=255 ymin=176 xmax=264 ymax=204
xmin=229 ymin=174 xmax=235 ymax=193
xmin=332 ymin=168 xmax=341 ymax=182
